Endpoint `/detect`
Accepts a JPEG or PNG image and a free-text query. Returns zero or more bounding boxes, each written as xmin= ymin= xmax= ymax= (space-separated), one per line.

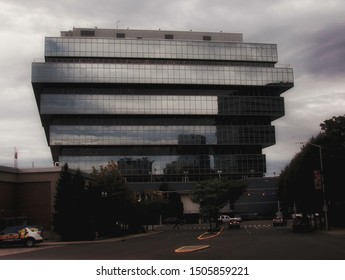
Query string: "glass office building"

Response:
xmin=32 ymin=28 xmax=293 ymax=183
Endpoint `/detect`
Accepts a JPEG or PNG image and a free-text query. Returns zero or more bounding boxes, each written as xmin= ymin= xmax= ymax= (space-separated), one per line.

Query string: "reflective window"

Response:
xmin=41 ymin=94 xmax=284 ymax=117
xmin=45 ymin=37 xmax=278 ymax=62
xmin=59 ymin=153 xmax=266 ymax=178
xmin=33 ymin=62 xmax=293 ymax=87
xmin=50 ymin=125 xmax=275 ymax=146
xmin=34 ymin=35 xmax=293 ymax=181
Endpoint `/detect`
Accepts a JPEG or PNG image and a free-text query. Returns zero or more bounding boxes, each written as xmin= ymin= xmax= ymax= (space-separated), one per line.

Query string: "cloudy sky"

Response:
xmin=0 ymin=0 xmax=344 ymax=176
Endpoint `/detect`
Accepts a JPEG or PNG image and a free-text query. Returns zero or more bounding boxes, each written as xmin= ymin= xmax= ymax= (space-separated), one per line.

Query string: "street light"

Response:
xmin=297 ymin=142 xmax=329 ymax=230
xmin=183 ymin=171 xmax=189 ymax=182
xmin=217 ymin=170 xmax=222 ymax=180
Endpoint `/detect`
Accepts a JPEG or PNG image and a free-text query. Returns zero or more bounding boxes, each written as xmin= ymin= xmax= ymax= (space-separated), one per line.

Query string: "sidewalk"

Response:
xmin=42 ymin=227 xmax=164 ymax=246
xmin=324 ymin=227 xmax=345 ymax=235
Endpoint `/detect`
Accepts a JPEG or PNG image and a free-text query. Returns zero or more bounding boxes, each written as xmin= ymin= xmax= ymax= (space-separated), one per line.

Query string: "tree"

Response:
xmin=53 ymin=164 xmax=95 ymax=241
xmin=92 ymin=161 xmax=136 ymax=235
xmin=279 ymin=115 xmax=345 ymax=226
xmin=278 ymin=139 xmax=320 ymax=215
xmin=92 ymin=161 xmax=133 ymax=202
xmin=159 ymin=183 xmax=184 ymax=219
xmin=191 ymin=178 xmax=247 ymax=230
xmin=319 ymin=115 xmax=345 ymax=226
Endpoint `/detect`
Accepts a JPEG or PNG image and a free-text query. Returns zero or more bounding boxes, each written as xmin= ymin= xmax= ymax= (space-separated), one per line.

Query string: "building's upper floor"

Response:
xmin=32 ymin=28 xmax=293 ymax=94
xmin=61 ymin=27 xmax=243 ymax=42
xmin=43 ymin=27 xmax=279 ymax=64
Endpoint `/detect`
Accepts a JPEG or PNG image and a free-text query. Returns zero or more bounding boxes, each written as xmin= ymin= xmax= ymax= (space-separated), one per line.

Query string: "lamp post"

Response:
xmin=297 ymin=142 xmax=329 ymax=230
xmin=277 ymin=199 xmax=282 ymax=216
xmin=217 ymin=170 xmax=222 ymax=180
xmin=183 ymin=171 xmax=189 ymax=182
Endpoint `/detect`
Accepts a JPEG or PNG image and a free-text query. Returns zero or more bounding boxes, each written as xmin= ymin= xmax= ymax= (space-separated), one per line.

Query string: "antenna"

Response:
xmin=14 ymin=147 xmax=18 ymax=168
xmin=116 ymin=20 xmax=120 ymax=29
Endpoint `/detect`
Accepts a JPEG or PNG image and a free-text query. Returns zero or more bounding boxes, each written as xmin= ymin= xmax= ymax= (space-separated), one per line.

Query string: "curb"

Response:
xmin=41 ymin=230 xmax=162 ymax=246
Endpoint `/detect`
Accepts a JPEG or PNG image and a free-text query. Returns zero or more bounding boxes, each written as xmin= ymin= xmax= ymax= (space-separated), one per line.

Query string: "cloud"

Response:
xmin=300 ymin=24 xmax=345 ymax=78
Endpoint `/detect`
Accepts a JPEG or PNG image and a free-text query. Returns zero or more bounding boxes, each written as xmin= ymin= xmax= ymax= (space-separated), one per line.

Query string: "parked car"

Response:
xmin=272 ymin=217 xmax=287 ymax=227
xmin=234 ymin=215 xmax=242 ymax=222
xmin=292 ymin=216 xmax=313 ymax=233
xmin=218 ymin=215 xmax=231 ymax=224
xmin=0 ymin=225 xmax=44 ymax=247
xmin=291 ymin=213 xmax=303 ymax=219
xmin=228 ymin=218 xmax=241 ymax=229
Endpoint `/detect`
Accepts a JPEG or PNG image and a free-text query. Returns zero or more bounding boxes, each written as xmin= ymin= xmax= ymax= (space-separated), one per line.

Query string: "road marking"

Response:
xmin=197 ymin=227 xmax=223 ymax=240
xmin=175 ymin=245 xmax=210 ymax=253
xmin=164 ymin=226 xmax=209 ymax=231
xmin=243 ymin=224 xmax=272 ymax=228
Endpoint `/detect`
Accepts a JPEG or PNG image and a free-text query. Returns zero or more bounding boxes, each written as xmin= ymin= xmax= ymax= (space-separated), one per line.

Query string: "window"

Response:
xmin=203 ymin=36 xmax=211 ymax=41
xmin=116 ymin=33 xmax=126 ymax=38
xmin=80 ymin=30 xmax=95 ymax=37
xmin=165 ymin=34 xmax=174 ymax=39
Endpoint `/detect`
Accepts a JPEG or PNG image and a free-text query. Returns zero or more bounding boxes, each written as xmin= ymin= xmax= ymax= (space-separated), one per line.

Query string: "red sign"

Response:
xmin=313 ymin=170 xmax=322 ymax=190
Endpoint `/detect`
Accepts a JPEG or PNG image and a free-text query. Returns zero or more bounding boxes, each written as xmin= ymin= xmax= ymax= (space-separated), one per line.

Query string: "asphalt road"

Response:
xmin=1 ymin=220 xmax=345 ymax=260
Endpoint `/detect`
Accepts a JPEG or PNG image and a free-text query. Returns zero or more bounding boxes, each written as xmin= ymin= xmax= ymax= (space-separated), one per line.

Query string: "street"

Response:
xmin=1 ymin=220 xmax=345 ymax=260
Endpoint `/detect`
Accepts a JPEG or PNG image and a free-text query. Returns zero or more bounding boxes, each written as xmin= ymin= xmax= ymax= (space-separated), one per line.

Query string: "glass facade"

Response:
xmin=32 ymin=28 xmax=293 ymax=181
xmin=50 ymin=125 xmax=275 ymax=146
xmin=59 ymin=154 xmax=266 ymax=182
xmin=44 ymin=37 xmax=279 ymax=62
xmin=32 ymin=62 xmax=293 ymax=86
xmin=41 ymin=94 xmax=284 ymax=117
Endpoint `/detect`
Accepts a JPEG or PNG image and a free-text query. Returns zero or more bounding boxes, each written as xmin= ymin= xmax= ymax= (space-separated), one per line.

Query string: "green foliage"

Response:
xmin=92 ymin=161 xmax=136 ymax=235
xmin=320 ymin=115 xmax=345 ymax=140
xmin=279 ymin=115 xmax=345 ymax=226
xmin=92 ymin=160 xmax=132 ymax=201
xmin=53 ymin=164 xmax=95 ymax=241
xmin=191 ymin=178 xmax=247 ymax=228
xmin=162 ymin=193 xmax=184 ymax=219
xmin=53 ymin=161 xmax=140 ymax=240
xmin=156 ymin=183 xmax=184 ymax=219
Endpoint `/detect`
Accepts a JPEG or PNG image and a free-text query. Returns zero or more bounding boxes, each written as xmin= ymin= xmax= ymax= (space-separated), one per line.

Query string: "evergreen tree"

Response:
xmin=53 ymin=164 xmax=95 ymax=240
xmin=158 ymin=183 xmax=184 ymax=219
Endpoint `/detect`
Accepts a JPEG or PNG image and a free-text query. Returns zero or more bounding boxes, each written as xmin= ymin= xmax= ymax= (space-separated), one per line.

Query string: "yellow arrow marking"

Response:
xmin=175 ymin=245 xmax=210 ymax=253
xmin=197 ymin=227 xmax=223 ymax=240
